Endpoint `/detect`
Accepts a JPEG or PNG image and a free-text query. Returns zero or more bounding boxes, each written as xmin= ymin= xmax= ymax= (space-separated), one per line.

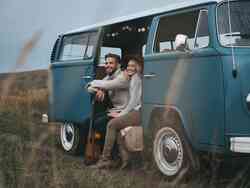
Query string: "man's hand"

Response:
xmin=108 ymin=111 xmax=120 ymax=118
xmin=95 ymin=89 xmax=105 ymax=102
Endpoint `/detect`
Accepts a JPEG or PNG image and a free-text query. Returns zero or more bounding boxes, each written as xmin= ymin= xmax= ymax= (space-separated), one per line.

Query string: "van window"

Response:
xmin=217 ymin=1 xmax=250 ymax=47
xmin=194 ymin=10 xmax=209 ymax=48
xmin=59 ymin=32 xmax=98 ymax=61
xmin=100 ymin=17 xmax=152 ymax=60
xmin=99 ymin=47 xmax=122 ymax=64
xmin=154 ymin=9 xmax=209 ymax=53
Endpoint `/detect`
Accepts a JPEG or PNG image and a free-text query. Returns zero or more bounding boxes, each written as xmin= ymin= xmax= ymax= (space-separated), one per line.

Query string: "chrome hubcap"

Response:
xmin=61 ymin=123 xmax=75 ymax=151
xmin=163 ymin=136 xmax=179 ymax=163
xmin=154 ymin=127 xmax=184 ymax=176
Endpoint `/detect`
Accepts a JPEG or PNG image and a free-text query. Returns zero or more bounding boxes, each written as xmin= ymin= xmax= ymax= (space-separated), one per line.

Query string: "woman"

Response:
xmin=94 ymin=56 xmax=143 ymax=169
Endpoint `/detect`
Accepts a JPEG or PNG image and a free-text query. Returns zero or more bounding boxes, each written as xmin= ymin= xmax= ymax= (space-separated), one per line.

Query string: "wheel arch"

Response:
xmin=146 ymin=104 xmax=200 ymax=177
xmin=147 ymin=105 xmax=196 ymax=151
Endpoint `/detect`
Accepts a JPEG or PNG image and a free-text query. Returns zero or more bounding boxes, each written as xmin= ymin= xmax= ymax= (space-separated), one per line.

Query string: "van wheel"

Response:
xmin=153 ymin=122 xmax=198 ymax=181
xmin=59 ymin=123 xmax=83 ymax=154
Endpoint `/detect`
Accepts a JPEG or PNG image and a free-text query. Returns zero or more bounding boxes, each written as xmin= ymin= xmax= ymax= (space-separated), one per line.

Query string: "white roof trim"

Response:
xmin=64 ymin=0 xmax=221 ymax=35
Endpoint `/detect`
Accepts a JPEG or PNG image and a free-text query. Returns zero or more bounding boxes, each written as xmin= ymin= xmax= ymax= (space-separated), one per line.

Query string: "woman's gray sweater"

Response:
xmin=118 ymin=73 xmax=142 ymax=117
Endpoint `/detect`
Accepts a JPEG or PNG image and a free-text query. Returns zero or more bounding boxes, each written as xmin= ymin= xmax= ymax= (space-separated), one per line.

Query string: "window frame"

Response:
xmin=152 ymin=6 xmax=210 ymax=54
xmin=193 ymin=9 xmax=210 ymax=49
xmin=57 ymin=31 xmax=98 ymax=62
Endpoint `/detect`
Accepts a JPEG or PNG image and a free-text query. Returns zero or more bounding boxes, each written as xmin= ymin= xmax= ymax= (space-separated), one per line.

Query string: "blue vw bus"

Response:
xmin=48 ymin=0 xmax=250 ymax=178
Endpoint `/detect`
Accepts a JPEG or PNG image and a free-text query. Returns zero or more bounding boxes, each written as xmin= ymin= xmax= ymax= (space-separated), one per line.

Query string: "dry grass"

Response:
xmin=0 ymin=88 xmax=156 ymax=188
xmin=0 ymin=89 xmax=48 ymax=108
xmin=1 ymin=89 xmax=250 ymax=188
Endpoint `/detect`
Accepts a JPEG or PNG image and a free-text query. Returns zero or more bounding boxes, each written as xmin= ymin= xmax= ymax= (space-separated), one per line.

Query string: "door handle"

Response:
xmin=247 ymin=94 xmax=250 ymax=110
xmin=80 ymin=75 xmax=92 ymax=79
xmin=247 ymin=94 xmax=250 ymax=103
xmin=144 ymin=73 xmax=156 ymax=78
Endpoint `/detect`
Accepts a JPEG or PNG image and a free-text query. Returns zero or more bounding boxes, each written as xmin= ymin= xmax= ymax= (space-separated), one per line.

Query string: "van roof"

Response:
xmin=64 ymin=0 xmax=222 ymax=35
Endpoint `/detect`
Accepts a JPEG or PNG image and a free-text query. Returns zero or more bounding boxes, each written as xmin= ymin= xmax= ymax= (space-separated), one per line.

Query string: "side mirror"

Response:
xmin=175 ymin=34 xmax=189 ymax=52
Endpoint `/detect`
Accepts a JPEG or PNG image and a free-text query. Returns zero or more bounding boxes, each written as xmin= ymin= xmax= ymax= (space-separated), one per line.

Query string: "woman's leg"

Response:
xmin=117 ymin=132 xmax=130 ymax=169
xmin=96 ymin=110 xmax=140 ymax=168
xmin=103 ymin=110 xmax=140 ymax=158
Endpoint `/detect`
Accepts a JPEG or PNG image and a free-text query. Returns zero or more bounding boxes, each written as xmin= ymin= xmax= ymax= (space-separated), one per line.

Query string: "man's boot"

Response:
xmin=92 ymin=125 xmax=117 ymax=169
xmin=92 ymin=155 xmax=113 ymax=169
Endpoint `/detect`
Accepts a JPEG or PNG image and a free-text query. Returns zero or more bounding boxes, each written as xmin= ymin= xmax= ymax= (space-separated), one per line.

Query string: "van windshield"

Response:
xmin=217 ymin=1 xmax=250 ymax=47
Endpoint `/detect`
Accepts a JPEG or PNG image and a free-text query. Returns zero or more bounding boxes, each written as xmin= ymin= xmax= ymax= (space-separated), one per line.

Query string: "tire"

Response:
xmin=152 ymin=117 xmax=198 ymax=181
xmin=59 ymin=123 xmax=84 ymax=155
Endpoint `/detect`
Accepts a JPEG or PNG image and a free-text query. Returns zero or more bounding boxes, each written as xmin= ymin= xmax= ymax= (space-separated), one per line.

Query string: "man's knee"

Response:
xmin=107 ymin=118 xmax=121 ymax=130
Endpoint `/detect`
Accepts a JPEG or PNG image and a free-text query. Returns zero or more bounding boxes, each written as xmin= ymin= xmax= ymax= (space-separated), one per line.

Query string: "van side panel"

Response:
xmin=143 ymin=10 xmax=225 ymax=151
xmin=143 ymin=51 xmax=225 ymax=145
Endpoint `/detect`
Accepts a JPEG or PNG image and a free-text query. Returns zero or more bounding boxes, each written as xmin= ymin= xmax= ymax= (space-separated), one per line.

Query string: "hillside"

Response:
xmin=0 ymin=69 xmax=48 ymax=96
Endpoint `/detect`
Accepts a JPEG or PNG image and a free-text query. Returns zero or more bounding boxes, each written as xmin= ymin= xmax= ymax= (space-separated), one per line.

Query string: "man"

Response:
xmin=84 ymin=53 xmax=129 ymax=135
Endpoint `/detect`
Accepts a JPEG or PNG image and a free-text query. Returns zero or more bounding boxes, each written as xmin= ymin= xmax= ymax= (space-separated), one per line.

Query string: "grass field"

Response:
xmin=1 ymin=70 xmax=250 ymax=188
xmin=0 ymin=87 xmax=164 ymax=188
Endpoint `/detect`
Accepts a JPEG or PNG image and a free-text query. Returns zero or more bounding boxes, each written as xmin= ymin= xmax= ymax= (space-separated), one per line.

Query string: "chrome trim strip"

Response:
xmin=81 ymin=76 xmax=92 ymax=79
xmin=144 ymin=74 xmax=156 ymax=78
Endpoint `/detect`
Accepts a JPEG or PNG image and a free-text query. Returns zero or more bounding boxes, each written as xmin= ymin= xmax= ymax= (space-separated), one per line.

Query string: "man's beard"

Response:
xmin=107 ymin=69 xmax=116 ymax=76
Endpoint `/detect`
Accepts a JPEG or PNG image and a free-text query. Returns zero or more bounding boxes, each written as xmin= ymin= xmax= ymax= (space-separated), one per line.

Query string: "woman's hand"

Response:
xmin=123 ymin=70 xmax=130 ymax=80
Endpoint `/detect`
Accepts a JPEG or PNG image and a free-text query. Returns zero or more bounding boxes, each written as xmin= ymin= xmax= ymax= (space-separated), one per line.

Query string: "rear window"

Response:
xmin=217 ymin=1 xmax=250 ymax=47
xmin=59 ymin=32 xmax=98 ymax=61
xmin=154 ymin=9 xmax=209 ymax=53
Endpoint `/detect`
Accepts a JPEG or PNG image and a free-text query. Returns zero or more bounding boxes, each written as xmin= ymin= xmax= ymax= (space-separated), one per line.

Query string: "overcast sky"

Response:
xmin=0 ymin=0 xmax=173 ymax=73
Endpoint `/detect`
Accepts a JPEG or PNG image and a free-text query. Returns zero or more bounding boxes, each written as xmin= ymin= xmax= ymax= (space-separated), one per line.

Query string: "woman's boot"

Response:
xmin=117 ymin=133 xmax=130 ymax=169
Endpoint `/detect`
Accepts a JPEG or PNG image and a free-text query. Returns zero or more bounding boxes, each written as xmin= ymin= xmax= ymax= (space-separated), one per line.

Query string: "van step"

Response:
xmin=230 ymin=137 xmax=250 ymax=153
